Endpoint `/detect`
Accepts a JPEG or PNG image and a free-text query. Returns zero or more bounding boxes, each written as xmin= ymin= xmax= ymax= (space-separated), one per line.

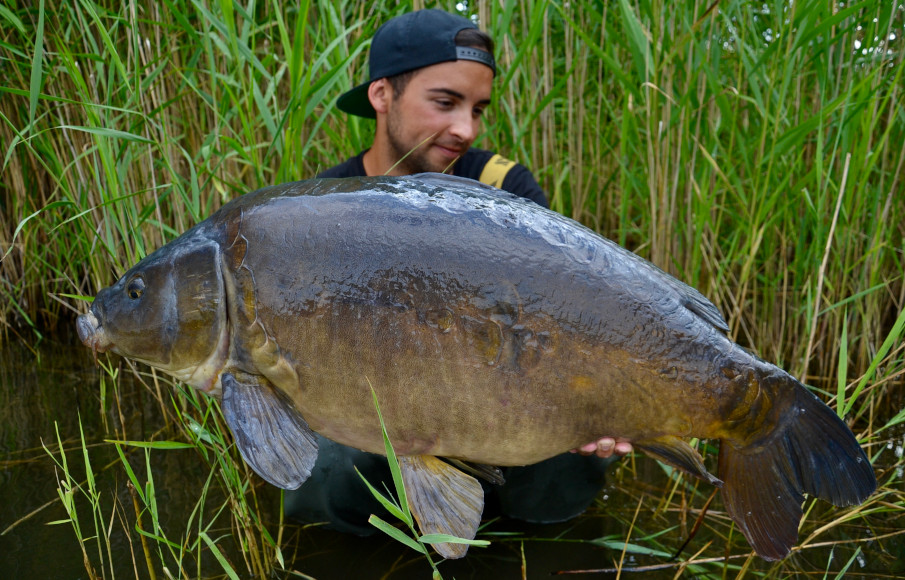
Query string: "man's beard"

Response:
xmin=386 ymin=108 xmax=461 ymax=174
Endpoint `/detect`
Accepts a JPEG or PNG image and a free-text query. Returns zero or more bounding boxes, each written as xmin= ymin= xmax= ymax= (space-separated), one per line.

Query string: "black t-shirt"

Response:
xmin=317 ymin=148 xmax=549 ymax=208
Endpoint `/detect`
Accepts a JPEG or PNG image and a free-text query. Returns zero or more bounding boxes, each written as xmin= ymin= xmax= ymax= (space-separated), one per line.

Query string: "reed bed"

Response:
xmin=1 ymin=0 xmax=903 ymax=578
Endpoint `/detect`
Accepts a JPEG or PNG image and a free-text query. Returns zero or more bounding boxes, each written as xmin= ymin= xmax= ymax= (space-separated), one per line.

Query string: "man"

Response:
xmin=287 ymin=8 xmax=631 ymax=536
xmin=317 ymin=8 xmax=547 ymax=207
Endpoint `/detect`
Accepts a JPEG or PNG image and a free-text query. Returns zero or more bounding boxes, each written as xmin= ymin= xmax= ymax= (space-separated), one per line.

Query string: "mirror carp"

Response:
xmin=76 ymin=174 xmax=876 ymax=560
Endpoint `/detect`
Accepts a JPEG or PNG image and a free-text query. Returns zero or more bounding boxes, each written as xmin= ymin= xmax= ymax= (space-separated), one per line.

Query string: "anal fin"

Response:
xmin=399 ymin=455 xmax=484 ymax=559
xmin=221 ymin=372 xmax=318 ymax=490
xmin=636 ymin=435 xmax=722 ymax=486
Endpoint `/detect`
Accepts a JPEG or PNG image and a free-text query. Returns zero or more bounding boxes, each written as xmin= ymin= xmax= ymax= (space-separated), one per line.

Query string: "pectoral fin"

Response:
xmin=221 ymin=372 xmax=318 ymax=490
xmin=399 ymin=455 xmax=484 ymax=559
xmin=636 ymin=435 xmax=723 ymax=487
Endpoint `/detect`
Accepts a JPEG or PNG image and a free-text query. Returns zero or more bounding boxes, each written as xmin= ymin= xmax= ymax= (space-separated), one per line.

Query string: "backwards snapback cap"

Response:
xmin=337 ymin=9 xmax=496 ymax=119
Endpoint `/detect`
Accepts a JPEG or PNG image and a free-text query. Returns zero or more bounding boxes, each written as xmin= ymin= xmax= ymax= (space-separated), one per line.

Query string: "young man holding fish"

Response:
xmin=287 ymin=8 xmax=632 ymax=535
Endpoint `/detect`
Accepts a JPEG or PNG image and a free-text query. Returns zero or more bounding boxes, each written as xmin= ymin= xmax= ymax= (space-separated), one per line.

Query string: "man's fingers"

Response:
xmin=595 ymin=438 xmax=616 ymax=457
xmin=613 ymin=440 xmax=633 ymax=456
xmin=570 ymin=437 xmax=634 ymax=458
xmin=571 ymin=441 xmax=597 ymax=455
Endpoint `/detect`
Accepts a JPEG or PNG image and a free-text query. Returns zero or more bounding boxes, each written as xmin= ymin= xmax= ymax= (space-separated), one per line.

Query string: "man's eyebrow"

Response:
xmin=427 ymin=88 xmax=491 ymax=106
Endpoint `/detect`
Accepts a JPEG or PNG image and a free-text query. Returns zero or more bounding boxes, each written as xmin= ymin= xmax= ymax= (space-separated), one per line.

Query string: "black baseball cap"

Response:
xmin=336 ymin=9 xmax=496 ymax=119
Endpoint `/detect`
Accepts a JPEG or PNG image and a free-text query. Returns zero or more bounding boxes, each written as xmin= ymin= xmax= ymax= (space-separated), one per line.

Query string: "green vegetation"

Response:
xmin=1 ymin=0 xmax=903 ymax=578
xmin=359 ymin=386 xmax=490 ymax=579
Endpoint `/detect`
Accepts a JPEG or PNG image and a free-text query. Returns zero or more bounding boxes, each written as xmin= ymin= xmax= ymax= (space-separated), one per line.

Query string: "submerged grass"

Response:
xmin=2 ymin=0 xmax=904 ymax=578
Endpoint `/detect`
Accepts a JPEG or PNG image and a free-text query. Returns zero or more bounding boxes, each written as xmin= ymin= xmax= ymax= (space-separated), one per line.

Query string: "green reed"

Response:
xmin=2 ymin=0 xmax=904 ymax=577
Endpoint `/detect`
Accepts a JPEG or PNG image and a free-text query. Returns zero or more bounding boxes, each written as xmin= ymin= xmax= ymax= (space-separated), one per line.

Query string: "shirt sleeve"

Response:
xmin=501 ymin=163 xmax=550 ymax=209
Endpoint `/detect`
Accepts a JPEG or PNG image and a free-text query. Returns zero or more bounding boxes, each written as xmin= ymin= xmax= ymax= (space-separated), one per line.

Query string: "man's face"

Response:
xmin=384 ymin=60 xmax=493 ymax=174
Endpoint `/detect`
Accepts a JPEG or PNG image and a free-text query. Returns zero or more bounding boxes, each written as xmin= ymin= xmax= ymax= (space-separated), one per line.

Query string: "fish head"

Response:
xmin=77 ymin=234 xmax=229 ymax=392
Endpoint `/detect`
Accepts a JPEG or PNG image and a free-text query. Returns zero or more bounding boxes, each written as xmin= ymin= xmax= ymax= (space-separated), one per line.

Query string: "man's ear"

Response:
xmin=368 ymin=78 xmax=392 ymax=115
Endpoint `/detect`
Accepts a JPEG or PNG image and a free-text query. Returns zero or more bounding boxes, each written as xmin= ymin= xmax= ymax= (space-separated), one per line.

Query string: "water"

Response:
xmin=0 ymin=331 xmax=225 ymax=578
xmin=2 ymin=332 xmax=902 ymax=579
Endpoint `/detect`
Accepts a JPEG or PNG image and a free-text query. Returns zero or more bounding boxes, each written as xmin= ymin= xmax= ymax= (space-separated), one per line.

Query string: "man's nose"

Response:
xmin=448 ymin=109 xmax=479 ymax=143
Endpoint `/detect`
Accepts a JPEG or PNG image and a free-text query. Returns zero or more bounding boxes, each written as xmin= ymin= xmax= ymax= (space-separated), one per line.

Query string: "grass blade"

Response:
xmin=28 ymin=0 xmax=45 ymax=127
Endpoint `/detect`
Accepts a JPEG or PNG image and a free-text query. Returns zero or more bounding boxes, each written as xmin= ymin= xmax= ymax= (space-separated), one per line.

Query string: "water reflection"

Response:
xmin=1 ymin=331 xmax=110 ymax=578
xmin=0 ymin=332 xmax=227 ymax=578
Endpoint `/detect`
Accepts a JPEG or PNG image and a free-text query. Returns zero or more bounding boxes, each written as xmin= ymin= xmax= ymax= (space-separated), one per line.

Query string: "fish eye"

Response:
xmin=127 ymin=277 xmax=145 ymax=300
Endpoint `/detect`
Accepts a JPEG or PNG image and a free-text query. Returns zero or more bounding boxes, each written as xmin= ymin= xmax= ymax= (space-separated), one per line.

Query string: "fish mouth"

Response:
xmin=76 ymin=310 xmax=112 ymax=359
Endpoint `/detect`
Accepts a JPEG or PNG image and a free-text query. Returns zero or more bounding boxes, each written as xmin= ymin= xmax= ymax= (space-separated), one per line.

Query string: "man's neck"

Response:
xmin=360 ymin=148 xmax=381 ymax=176
xmin=362 ymin=143 xmax=408 ymax=177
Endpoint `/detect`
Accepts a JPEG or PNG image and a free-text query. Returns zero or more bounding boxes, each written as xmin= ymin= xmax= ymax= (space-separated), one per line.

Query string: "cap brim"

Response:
xmin=336 ymin=81 xmax=376 ymax=119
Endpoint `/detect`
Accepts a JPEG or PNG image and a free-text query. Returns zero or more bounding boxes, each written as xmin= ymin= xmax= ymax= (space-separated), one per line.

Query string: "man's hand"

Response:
xmin=570 ymin=437 xmax=633 ymax=459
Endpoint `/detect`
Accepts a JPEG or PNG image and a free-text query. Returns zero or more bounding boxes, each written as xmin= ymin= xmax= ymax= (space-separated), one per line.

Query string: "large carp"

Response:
xmin=77 ymin=174 xmax=875 ymax=560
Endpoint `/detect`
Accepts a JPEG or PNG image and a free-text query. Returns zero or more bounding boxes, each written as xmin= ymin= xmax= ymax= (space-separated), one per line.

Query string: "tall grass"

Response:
xmin=1 ymin=0 xmax=903 ymax=577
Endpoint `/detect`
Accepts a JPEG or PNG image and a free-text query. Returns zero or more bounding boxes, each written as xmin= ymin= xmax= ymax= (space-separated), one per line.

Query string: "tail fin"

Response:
xmin=718 ymin=377 xmax=876 ymax=561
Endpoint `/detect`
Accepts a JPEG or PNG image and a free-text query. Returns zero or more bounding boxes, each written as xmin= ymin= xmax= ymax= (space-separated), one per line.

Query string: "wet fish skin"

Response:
xmin=76 ymin=174 xmax=876 ymax=561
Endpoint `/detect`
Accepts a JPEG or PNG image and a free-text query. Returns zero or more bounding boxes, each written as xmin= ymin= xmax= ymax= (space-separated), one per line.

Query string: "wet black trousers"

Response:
xmin=284 ymin=435 xmax=614 ymax=536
